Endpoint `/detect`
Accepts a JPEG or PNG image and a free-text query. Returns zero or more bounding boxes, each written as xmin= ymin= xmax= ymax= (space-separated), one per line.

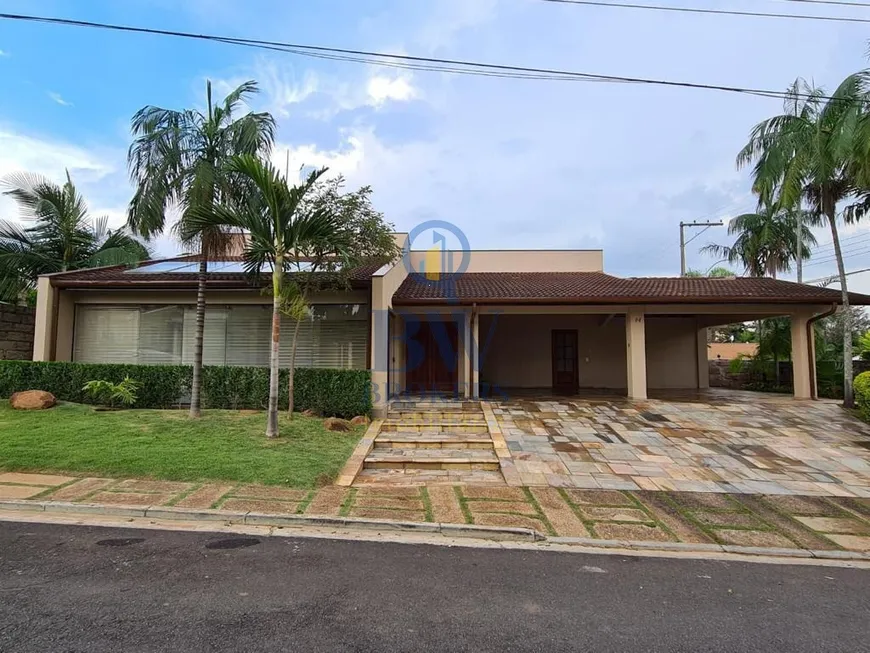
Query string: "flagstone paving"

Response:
xmin=491 ymin=390 xmax=870 ymax=497
xmin=3 ymin=472 xmax=870 ymax=553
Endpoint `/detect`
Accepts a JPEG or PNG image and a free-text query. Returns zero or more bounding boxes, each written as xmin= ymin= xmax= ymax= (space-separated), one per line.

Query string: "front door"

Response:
xmin=552 ymin=329 xmax=579 ymax=395
xmin=405 ymin=319 xmax=459 ymax=394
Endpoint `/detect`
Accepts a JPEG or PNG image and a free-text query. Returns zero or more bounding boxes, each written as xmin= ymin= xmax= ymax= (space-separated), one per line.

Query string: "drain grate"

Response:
xmin=205 ymin=537 xmax=261 ymax=550
xmin=96 ymin=538 xmax=145 ymax=547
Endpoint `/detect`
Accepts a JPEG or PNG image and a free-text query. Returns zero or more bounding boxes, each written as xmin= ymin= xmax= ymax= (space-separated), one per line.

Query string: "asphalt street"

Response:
xmin=0 ymin=520 xmax=867 ymax=652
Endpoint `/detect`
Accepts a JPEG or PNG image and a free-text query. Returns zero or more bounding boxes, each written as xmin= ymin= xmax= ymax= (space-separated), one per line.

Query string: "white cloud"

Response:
xmin=48 ymin=92 xmax=72 ymax=107
xmin=271 ymin=134 xmax=366 ymax=183
xmin=367 ymin=75 xmax=416 ymax=105
xmin=0 ymin=126 xmax=128 ymax=230
xmin=0 ymin=49 xmax=8 ymax=57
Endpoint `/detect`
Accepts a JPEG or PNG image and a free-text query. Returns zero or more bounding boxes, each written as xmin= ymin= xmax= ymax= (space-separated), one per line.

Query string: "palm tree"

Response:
xmin=736 ymin=74 xmax=870 ymax=407
xmin=0 ymin=171 xmax=148 ymax=302
xmin=182 ymin=155 xmax=341 ymax=438
xmin=127 ymin=80 xmax=276 ymax=418
xmin=701 ymin=205 xmax=817 ymax=278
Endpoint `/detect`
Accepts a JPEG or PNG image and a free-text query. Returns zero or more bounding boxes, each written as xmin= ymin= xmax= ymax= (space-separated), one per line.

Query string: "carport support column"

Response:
xmin=791 ymin=312 xmax=813 ymax=400
xmin=625 ymin=308 xmax=647 ymax=400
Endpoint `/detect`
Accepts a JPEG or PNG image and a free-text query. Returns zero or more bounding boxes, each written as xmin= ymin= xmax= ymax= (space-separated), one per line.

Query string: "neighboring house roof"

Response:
xmin=48 ymin=256 xmax=383 ymax=289
xmin=391 ymin=272 xmax=870 ymax=305
xmin=708 ymin=343 xmax=759 ymax=360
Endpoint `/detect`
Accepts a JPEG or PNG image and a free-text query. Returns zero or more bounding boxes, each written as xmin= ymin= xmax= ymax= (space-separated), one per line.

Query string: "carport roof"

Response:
xmin=391 ymin=272 xmax=870 ymax=306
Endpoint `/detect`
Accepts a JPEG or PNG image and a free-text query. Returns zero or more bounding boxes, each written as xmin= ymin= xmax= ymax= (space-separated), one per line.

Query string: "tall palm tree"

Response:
xmin=736 ymin=74 xmax=870 ymax=406
xmin=701 ymin=205 xmax=817 ymax=278
xmin=182 ymin=155 xmax=341 ymax=438
xmin=127 ymin=80 xmax=276 ymax=418
xmin=0 ymin=171 xmax=148 ymax=302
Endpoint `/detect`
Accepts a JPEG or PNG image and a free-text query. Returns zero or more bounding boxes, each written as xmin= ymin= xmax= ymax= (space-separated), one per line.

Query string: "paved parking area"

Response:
xmin=492 ymin=390 xmax=870 ymax=497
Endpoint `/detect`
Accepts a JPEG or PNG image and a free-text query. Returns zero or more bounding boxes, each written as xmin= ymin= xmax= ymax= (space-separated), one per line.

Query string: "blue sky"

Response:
xmin=2 ymin=0 xmax=870 ymax=289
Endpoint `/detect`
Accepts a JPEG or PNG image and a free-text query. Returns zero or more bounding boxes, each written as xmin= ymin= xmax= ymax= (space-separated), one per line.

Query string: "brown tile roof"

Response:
xmin=392 ymin=272 xmax=870 ymax=305
xmin=49 ymin=257 xmax=382 ymax=289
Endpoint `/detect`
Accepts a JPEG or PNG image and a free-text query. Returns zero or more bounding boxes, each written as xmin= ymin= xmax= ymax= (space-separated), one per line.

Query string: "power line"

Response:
xmin=0 ymin=12 xmax=852 ymax=103
xmin=538 ymin=0 xmax=870 ymax=24
xmin=809 ymin=231 xmax=870 ymax=253
xmin=805 ymin=245 xmax=870 ymax=267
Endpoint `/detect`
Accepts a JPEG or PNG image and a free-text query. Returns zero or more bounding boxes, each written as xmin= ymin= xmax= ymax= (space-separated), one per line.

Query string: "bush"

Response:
xmin=853 ymin=371 xmax=870 ymax=419
xmin=0 ymin=361 xmax=371 ymax=418
xmin=83 ymin=377 xmax=143 ymax=408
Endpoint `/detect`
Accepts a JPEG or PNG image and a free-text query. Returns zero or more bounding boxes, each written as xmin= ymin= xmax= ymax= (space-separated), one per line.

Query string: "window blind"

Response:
xmin=73 ymin=303 xmax=368 ymax=370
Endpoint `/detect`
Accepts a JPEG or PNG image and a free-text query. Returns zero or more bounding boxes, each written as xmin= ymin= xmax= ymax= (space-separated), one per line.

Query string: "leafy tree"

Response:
xmin=684 ymin=267 xmax=736 ymax=278
xmin=815 ymin=306 xmax=870 ymax=361
xmin=279 ymin=176 xmax=400 ymax=415
xmin=736 ymin=74 xmax=870 ymax=406
xmin=0 ymin=171 xmax=149 ymax=302
xmin=127 ymin=80 xmax=276 ymax=418
xmin=182 ymin=155 xmax=340 ymax=438
xmin=701 ymin=205 xmax=816 ymax=278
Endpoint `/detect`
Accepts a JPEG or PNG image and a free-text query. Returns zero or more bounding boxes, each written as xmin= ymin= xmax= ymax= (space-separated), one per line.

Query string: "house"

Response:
xmin=707 ymin=342 xmax=759 ymax=360
xmin=32 ymin=231 xmax=870 ymax=417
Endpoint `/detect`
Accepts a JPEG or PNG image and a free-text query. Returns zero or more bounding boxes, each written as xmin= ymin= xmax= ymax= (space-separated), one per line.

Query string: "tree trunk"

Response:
xmin=287 ymin=315 xmax=302 ymax=417
xmin=266 ymin=265 xmax=282 ymax=438
xmin=825 ymin=196 xmax=854 ymax=407
xmin=189 ymin=257 xmax=208 ymax=418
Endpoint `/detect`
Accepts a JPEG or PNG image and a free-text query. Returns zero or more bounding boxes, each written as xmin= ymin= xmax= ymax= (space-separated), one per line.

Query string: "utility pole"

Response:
xmin=680 ymin=221 xmax=724 ymax=276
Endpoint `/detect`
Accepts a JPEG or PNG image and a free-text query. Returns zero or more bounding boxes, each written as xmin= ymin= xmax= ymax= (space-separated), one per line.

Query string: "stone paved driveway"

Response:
xmin=492 ymin=390 xmax=870 ymax=497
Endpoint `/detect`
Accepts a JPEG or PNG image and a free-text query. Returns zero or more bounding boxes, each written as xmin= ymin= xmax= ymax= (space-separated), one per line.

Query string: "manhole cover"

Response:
xmin=96 ymin=538 xmax=145 ymax=547
xmin=205 ymin=537 xmax=261 ymax=550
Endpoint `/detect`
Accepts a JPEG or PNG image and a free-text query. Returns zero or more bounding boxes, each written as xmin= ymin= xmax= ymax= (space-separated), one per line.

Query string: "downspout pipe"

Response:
xmin=807 ymin=304 xmax=838 ymax=400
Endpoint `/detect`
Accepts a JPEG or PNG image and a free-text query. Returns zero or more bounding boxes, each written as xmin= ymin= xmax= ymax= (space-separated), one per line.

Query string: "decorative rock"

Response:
xmin=323 ymin=417 xmax=353 ymax=432
xmin=9 ymin=390 xmax=56 ymax=410
xmin=350 ymin=415 xmax=371 ymax=427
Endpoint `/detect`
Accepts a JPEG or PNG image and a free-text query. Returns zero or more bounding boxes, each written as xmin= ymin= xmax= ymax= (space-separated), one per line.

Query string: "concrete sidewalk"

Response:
xmin=2 ymin=472 xmax=870 ymax=555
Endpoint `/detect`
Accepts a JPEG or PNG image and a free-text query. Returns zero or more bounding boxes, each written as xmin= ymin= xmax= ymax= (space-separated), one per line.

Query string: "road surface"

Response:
xmin=0 ymin=521 xmax=867 ymax=652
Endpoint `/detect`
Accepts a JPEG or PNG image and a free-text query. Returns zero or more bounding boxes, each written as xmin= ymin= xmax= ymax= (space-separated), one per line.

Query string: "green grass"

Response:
xmin=0 ymin=401 xmax=363 ymax=488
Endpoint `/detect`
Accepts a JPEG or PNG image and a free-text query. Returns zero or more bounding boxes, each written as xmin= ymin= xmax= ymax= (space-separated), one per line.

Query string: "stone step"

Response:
xmin=364 ymin=448 xmax=500 ymax=471
xmin=374 ymin=435 xmax=494 ymax=450
xmin=353 ymin=468 xmax=506 ymax=486
xmin=388 ymin=410 xmax=485 ymax=421
xmin=380 ymin=421 xmax=488 ymax=434
xmin=389 ymin=400 xmax=481 ymax=412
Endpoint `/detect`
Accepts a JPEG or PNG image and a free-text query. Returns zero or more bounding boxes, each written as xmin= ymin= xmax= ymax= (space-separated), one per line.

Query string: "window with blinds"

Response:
xmin=73 ymin=303 xmax=369 ymax=370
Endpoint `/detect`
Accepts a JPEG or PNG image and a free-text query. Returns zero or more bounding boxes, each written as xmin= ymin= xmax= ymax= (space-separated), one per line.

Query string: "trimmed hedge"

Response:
xmin=854 ymin=371 xmax=870 ymax=419
xmin=0 ymin=361 xmax=371 ymax=418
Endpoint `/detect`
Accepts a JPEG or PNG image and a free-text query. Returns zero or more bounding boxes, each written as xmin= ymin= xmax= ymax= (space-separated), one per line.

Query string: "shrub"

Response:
xmin=83 ymin=377 xmax=143 ymax=408
xmin=853 ymin=371 xmax=870 ymax=419
xmin=0 ymin=361 xmax=371 ymax=417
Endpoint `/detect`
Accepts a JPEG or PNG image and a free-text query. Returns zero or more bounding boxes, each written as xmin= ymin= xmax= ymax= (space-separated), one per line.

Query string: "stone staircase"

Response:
xmin=354 ymin=398 xmax=505 ymax=485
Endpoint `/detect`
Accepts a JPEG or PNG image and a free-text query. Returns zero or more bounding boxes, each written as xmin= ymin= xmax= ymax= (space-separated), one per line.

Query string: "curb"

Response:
xmin=547 ymin=536 xmax=870 ymax=561
xmin=0 ymin=500 xmax=545 ymax=543
xmin=2 ymin=500 xmax=868 ymax=560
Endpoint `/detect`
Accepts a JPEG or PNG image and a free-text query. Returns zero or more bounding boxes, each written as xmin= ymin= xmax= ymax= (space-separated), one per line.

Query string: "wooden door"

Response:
xmin=405 ymin=320 xmax=459 ymax=394
xmin=552 ymin=329 xmax=579 ymax=395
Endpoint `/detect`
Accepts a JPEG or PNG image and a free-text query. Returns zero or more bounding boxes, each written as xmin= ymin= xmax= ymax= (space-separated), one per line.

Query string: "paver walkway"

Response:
xmin=493 ymin=390 xmax=870 ymax=497
xmin=2 ymin=472 xmax=870 ymax=553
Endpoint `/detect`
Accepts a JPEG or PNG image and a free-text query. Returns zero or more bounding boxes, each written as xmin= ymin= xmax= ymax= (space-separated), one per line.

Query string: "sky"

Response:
xmin=2 ymin=0 xmax=870 ymax=290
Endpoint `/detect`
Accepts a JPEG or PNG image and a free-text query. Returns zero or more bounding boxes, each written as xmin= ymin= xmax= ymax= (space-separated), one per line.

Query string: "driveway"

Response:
xmin=492 ymin=389 xmax=870 ymax=496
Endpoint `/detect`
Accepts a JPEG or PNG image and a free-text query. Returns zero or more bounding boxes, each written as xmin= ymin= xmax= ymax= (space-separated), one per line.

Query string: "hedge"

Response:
xmin=854 ymin=371 xmax=870 ymax=420
xmin=0 ymin=361 xmax=371 ymax=418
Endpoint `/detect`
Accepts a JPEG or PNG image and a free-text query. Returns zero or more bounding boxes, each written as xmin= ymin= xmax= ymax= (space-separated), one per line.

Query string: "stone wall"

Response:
xmin=0 ymin=304 xmax=35 ymax=360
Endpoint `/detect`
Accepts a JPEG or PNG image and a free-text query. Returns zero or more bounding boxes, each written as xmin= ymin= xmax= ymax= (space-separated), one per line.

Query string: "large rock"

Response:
xmin=10 ymin=390 xmax=56 ymax=410
xmin=322 ymin=417 xmax=352 ymax=432
xmin=350 ymin=415 xmax=371 ymax=427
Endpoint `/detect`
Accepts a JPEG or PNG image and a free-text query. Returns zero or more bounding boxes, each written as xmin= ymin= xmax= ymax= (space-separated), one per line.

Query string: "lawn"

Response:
xmin=0 ymin=402 xmax=363 ymax=488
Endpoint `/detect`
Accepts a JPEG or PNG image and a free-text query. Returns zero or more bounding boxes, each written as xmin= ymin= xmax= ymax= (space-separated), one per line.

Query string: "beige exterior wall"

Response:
xmin=479 ymin=313 xmax=701 ymax=392
xmin=407 ymin=249 xmax=604 ymax=273
xmin=370 ymin=261 xmax=410 ymax=415
xmin=644 ymin=317 xmax=700 ymax=389
xmin=479 ymin=314 xmax=627 ymax=389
